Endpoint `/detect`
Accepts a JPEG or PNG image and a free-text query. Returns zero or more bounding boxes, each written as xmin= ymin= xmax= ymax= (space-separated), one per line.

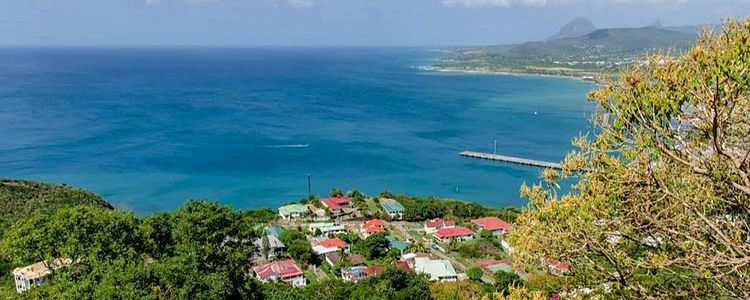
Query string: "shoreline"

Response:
xmin=418 ymin=65 xmax=606 ymax=84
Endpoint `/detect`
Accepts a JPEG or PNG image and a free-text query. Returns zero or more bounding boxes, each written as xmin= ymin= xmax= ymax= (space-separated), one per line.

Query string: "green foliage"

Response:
xmin=0 ymin=179 xmax=112 ymax=237
xmin=467 ymin=267 xmax=484 ymax=282
xmin=353 ymin=233 xmax=391 ymax=260
xmin=329 ymin=188 xmax=344 ymax=197
xmin=493 ymin=271 xmax=523 ymax=294
xmin=279 ymin=229 xmax=319 ymax=265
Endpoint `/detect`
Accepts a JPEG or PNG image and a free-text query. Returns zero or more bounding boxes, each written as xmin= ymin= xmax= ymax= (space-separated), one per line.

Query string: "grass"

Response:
xmin=364 ymin=198 xmax=383 ymax=215
xmin=303 ymin=270 xmax=318 ymax=284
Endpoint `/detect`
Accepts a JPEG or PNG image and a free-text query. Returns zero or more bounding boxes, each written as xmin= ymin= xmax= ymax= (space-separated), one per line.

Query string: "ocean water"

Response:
xmin=0 ymin=47 xmax=594 ymax=214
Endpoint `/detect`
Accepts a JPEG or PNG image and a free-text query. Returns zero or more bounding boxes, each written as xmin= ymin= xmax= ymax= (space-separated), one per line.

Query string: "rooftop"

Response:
xmin=380 ymin=198 xmax=405 ymax=213
xmin=435 ymin=226 xmax=474 ymax=238
xmin=264 ymin=226 xmax=284 ymax=236
xmin=321 ymin=196 xmax=351 ymax=210
xmin=12 ymin=258 xmax=72 ymax=279
xmin=386 ymin=235 xmax=409 ymax=251
xmin=253 ymin=235 xmax=285 ymax=249
xmin=425 ymin=218 xmax=456 ymax=228
xmin=363 ymin=219 xmax=385 ymax=227
xmin=414 ymin=257 xmax=457 ymax=279
xmin=278 ymin=204 xmax=311 ymax=216
xmin=318 ymin=238 xmax=348 ymax=249
xmin=253 ymin=259 xmax=303 ymax=280
xmin=471 ymin=217 xmax=512 ymax=232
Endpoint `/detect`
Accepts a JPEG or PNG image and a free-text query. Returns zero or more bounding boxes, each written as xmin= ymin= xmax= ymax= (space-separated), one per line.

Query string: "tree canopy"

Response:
xmin=511 ymin=18 xmax=750 ymax=299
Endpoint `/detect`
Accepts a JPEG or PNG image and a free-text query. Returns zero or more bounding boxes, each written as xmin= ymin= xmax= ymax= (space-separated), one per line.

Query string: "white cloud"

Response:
xmin=263 ymin=0 xmax=316 ymax=8
xmin=442 ymin=0 xmax=704 ymax=8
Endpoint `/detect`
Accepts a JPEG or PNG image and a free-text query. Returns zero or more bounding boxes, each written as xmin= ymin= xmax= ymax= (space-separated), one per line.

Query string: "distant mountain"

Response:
xmin=546 ymin=17 xmax=597 ymax=41
xmin=513 ymin=26 xmax=697 ymax=58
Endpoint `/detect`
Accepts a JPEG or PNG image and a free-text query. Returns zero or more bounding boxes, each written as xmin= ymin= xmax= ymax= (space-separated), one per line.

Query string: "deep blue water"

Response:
xmin=0 ymin=47 xmax=594 ymax=214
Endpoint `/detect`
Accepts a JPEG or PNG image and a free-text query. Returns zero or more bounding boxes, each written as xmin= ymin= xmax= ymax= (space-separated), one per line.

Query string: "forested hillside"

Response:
xmin=0 ymin=179 xmax=112 ymax=236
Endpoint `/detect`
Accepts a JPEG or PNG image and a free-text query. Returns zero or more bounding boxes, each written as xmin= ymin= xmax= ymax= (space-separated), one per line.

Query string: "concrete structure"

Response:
xmin=471 ymin=217 xmax=512 ymax=236
xmin=278 ymin=204 xmax=311 ymax=220
xmin=434 ymin=226 xmax=474 ymax=243
xmin=424 ymin=218 xmax=455 ymax=235
xmin=253 ymin=235 xmax=286 ymax=259
xmin=380 ymin=198 xmax=405 ymax=220
xmin=308 ymin=222 xmax=346 ymax=236
xmin=12 ymin=258 xmax=72 ymax=293
xmin=413 ymin=257 xmax=458 ymax=282
xmin=253 ymin=259 xmax=307 ymax=287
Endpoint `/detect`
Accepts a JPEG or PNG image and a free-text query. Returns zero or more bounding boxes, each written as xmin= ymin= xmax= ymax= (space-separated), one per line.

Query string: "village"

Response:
xmin=245 ymin=193 xmax=569 ymax=288
xmin=9 ymin=191 xmax=570 ymax=294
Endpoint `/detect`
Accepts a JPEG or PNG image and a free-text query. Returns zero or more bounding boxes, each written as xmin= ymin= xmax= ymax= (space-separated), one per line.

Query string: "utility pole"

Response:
xmin=307 ymin=173 xmax=312 ymax=197
xmin=493 ymin=140 xmax=497 ymax=155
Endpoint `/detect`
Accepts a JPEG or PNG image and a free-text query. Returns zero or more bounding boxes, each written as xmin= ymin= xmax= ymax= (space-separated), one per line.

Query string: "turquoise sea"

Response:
xmin=0 ymin=47 xmax=594 ymax=214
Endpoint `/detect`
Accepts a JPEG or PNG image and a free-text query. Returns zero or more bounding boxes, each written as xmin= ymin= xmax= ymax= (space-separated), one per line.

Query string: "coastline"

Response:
xmin=418 ymin=65 xmax=607 ymax=84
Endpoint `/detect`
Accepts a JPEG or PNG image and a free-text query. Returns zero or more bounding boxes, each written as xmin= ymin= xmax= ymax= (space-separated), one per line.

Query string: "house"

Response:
xmin=347 ymin=254 xmax=366 ymax=266
xmin=278 ymin=204 xmax=311 ymax=220
xmin=424 ymin=218 xmax=456 ymax=235
xmin=341 ymin=265 xmax=386 ymax=282
xmin=386 ymin=235 xmax=409 ymax=254
xmin=253 ymin=234 xmax=286 ymax=259
xmin=309 ymin=205 xmax=328 ymax=221
xmin=312 ymin=238 xmax=349 ymax=255
xmin=361 ymin=219 xmax=387 ymax=237
xmin=395 ymin=260 xmax=411 ymax=272
xmin=321 ymin=196 xmax=353 ymax=217
xmin=413 ymin=257 xmax=458 ymax=282
xmin=253 ymin=259 xmax=307 ymax=287
xmin=325 ymin=252 xmax=342 ymax=266
xmin=380 ymin=198 xmax=405 ymax=220
xmin=12 ymin=258 xmax=72 ymax=293
xmin=471 ymin=217 xmax=512 ymax=235
xmin=433 ymin=226 xmax=474 ymax=243
xmin=264 ymin=226 xmax=284 ymax=237
xmin=308 ymin=222 xmax=346 ymax=236
xmin=401 ymin=252 xmax=429 ymax=269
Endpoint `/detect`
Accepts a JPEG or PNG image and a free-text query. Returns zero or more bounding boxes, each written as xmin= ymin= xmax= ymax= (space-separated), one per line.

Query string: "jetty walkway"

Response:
xmin=459 ymin=151 xmax=564 ymax=170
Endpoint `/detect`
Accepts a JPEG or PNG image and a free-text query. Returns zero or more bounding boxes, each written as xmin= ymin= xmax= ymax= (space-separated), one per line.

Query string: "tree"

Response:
xmin=330 ymin=188 xmax=344 ymax=197
xmin=429 ymin=280 xmax=483 ymax=300
xmin=467 ymin=267 xmax=484 ymax=282
xmin=262 ymin=235 xmax=270 ymax=259
xmin=493 ymin=271 xmax=522 ymax=294
xmin=510 ymin=18 xmax=750 ymax=299
xmin=354 ymin=233 xmax=391 ymax=260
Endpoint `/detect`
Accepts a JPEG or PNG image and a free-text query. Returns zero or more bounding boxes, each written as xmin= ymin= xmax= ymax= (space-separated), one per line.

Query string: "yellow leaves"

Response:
xmin=482 ymin=287 xmax=550 ymax=300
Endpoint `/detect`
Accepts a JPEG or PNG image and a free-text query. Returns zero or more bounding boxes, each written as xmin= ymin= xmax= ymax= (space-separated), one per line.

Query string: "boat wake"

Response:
xmin=263 ymin=144 xmax=310 ymax=148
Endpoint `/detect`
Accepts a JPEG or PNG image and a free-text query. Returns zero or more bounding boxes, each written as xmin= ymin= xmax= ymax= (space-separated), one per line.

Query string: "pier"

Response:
xmin=460 ymin=151 xmax=564 ymax=170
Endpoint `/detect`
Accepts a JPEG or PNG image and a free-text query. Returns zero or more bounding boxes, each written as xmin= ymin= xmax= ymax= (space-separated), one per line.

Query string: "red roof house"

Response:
xmin=318 ymin=238 xmax=349 ymax=250
xmin=471 ymin=217 xmax=512 ymax=234
xmin=361 ymin=219 xmax=387 ymax=237
xmin=434 ymin=226 xmax=474 ymax=242
xmin=321 ymin=196 xmax=352 ymax=212
xmin=425 ymin=218 xmax=456 ymax=228
xmin=253 ymin=259 xmax=306 ymax=287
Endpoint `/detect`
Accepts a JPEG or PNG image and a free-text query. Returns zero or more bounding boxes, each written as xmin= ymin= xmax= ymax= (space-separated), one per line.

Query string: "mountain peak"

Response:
xmin=546 ymin=17 xmax=597 ymax=41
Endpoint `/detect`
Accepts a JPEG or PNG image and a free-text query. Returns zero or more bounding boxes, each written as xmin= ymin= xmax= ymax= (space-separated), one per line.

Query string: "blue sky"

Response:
xmin=1 ymin=0 xmax=748 ymax=46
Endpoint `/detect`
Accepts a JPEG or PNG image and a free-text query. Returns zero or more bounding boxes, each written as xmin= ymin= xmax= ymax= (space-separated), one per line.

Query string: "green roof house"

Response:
xmin=278 ymin=204 xmax=311 ymax=220
xmin=380 ymin=199 xmax=405 ymax=220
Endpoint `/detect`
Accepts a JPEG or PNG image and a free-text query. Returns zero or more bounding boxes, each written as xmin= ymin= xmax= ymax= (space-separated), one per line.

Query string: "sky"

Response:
xmin=0 ymin=0 xmax=748 ymax=46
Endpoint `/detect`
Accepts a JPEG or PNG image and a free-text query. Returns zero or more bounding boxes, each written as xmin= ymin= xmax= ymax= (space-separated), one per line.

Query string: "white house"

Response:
xmin=12 ymin=258 xmax=72 ymax=293
xmin=413 ymin=257 xmax=458 ymax=282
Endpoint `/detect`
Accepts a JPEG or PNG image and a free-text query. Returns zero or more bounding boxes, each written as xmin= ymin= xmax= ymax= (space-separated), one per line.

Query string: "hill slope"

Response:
xmin=0 ymin=179 xmax=112 ymax=236
xmin=546 ymin=17 xmax=597 ymax=41
xmin=511 ymin=26 xmax=696 ymax=58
